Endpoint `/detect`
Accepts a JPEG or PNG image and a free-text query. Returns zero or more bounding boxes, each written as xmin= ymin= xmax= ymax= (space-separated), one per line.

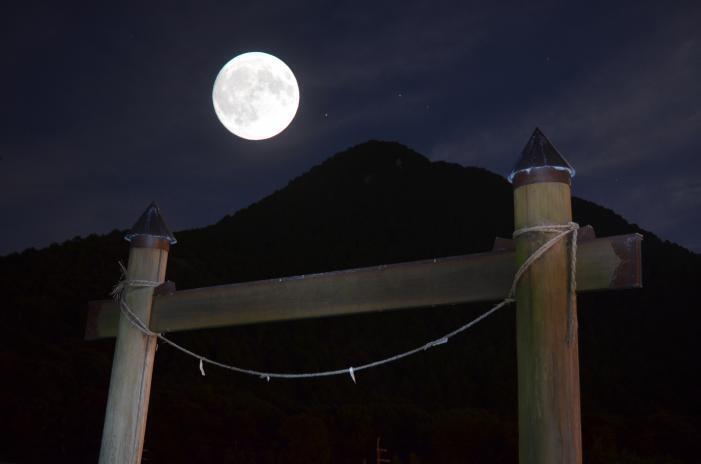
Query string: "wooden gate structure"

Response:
xmin=86 ymin=129 xmax=642 ymax=463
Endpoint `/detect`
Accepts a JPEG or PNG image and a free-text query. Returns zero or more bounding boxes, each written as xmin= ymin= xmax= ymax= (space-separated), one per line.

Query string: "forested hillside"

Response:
xmin=1 ymin=141 xmax=699 ymax=463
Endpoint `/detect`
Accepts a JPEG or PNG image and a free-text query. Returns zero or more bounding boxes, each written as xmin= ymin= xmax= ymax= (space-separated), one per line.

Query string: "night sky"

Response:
xmin=2 ymin=1 xmax=700 ymax=255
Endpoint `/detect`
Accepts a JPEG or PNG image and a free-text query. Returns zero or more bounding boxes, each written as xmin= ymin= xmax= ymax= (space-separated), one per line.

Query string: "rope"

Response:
xmin=512 ymin=222 xmax=579 ymax=343
xmin=112 ymin=222 xmax=579 ymax=381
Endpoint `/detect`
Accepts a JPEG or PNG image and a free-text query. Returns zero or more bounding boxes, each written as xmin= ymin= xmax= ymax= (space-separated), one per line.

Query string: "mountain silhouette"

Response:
xmin=1 ymin=140 xmax=699 ymax=463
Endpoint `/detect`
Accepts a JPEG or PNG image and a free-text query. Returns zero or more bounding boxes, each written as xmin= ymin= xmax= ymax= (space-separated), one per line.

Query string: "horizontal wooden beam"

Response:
xmin=85 ymin=233 xmax=642 ymax=340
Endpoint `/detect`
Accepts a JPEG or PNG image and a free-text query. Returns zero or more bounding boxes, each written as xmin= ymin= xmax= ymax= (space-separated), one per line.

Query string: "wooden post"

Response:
xmin=511 ymin=129 xmax=582 ymax=463
xmin=98 ymin=203 xmax=176 ymax=464
xmin=81 ymin=144 xmax=641 ymax=461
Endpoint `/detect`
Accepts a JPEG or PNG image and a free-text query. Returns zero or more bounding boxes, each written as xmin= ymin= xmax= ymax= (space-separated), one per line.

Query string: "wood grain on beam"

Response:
xmin=85 ymin=233 xmax=642 ymax=340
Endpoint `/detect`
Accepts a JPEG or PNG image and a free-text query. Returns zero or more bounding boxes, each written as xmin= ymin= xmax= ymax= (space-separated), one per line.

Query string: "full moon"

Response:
xmin=212 ymin=52 xmax=300 ymax=140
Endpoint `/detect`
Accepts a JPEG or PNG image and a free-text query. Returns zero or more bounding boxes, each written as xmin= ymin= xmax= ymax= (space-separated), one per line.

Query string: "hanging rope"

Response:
xmin=112 ymin=222 xmax=579 ymax=381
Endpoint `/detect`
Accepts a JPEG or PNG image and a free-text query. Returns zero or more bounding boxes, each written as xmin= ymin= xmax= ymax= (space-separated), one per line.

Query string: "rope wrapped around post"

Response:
xmin=512 ymin=222 xmax=579 ymax=343
xmin=111 ymin=223 xmax=579 ymax=381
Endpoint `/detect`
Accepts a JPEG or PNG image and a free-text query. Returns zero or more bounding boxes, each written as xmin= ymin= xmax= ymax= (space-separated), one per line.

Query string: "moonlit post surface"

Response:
xmin=512 ymin=129 xmax=582 ymax=464
xmin=212 ymin=52 xmax=299 ymax=140
xmin=99 ymin=203 xmax=175 ymax=464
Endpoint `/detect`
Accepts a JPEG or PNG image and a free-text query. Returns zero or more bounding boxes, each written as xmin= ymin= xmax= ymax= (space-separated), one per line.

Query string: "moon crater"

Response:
xmin=212 ymin=52 xmax=299 ymax=140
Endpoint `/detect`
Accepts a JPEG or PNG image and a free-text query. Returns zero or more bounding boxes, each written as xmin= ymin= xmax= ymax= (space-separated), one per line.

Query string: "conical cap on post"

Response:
xmin=124 ymin=202 xmax=177 ymax=246
xmin=508 ymin=128 xmax=575 ymax=185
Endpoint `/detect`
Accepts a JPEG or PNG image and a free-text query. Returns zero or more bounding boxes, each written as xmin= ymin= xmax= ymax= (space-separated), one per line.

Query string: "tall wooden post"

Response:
xmin=98 ymin=203 xmax=176 ymax=464
xmin=510 ymin=129 xmax=582 ymax=464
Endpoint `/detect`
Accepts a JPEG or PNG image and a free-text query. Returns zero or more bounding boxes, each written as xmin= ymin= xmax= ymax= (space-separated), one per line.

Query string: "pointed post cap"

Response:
xmin=125 ymin=202 xmax=177 ymax=249
xmin=508 ymin=128 xmax=575 ymax=187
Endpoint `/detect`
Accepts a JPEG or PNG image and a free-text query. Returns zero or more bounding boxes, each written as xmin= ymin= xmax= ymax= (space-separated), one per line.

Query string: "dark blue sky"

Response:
xmin=2 ymin=0 xmax=700 ymax=254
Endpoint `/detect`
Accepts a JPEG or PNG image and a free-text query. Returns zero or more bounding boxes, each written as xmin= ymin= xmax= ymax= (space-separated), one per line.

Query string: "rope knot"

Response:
xmin=111 ymin=261 xmax=162 ymax=337
xmin=510 ymin=222 xmax=579 ymax=344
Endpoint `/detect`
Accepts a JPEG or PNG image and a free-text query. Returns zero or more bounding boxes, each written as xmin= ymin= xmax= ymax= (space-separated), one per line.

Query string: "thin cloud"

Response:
xmin=429 ymin=13 xmax=701 ymax=251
